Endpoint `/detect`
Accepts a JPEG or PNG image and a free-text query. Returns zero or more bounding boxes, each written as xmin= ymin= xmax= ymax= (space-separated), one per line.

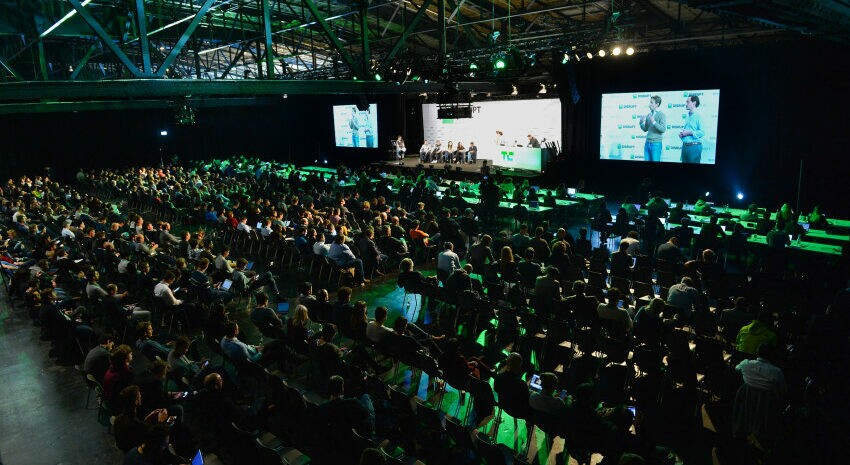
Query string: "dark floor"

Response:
xmin=0 ymin=291 xmax=123 ymax=465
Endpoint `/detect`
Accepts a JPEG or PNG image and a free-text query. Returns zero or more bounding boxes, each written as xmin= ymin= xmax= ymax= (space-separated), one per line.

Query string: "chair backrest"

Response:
xmin=475 ymin=432 xmax=509 ymax=465
xmin=588 ymin=271 xmax=607 ymax=290
xmin=445 ymin=417 xmax=474 ymax=449
xmin=254 ymin=438 xmax=284 ymax=465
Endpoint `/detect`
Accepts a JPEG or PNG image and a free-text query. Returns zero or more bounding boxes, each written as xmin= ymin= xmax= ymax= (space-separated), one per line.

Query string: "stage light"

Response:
xmin=539 ymin=84 xmax=547 ymax=94
xmin=323 ymin=159 xmax=328 ymax=164
xmin=626 ymin=47 xmax=635 ymax=55
xmin=159 ymin=130 xmax=168 ymax=136
xmin=469 ymin=63 xmax=478 ymax=70
xmin=511 ymin=85 xmax=518 ymax=96
xmin=705 ymin=191 xmax=710 ymax=197
xmin=737 ymin=193 xmax=744 ymax=200
xmin=586 ymin=52 xmax=593 ymax=59
xmin=374 ymin=73 xmax=382 ymax=81
xmin=612 ymin=46 xmax=622 ymax=56
xmin=598 ymin=49 xmax=606 ymax=57
xmin=561 ymin=53 xmax=569 ymax=64
xmin=494 ymin=58 xmax=506 ymax=70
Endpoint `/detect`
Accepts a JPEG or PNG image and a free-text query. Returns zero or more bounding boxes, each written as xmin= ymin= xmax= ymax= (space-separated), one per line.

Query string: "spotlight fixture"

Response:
xmin=598 ymin=49 xmax=606 ymax=57
xmin=374 ymin=73 xmax=382 ymax=81
xmin=159 ymin=130 xmax=168 ymax=136
xmin=612 ymin=46 xmax=622 ymax=56
xmin=561 ymin=53 xmax=569 ymax=64
xmin=705 ymin=191 xmax=710 ymax=197
xmin=469 ymin=62 xmax=479 ymax=70
xmin=626 ymin=47 xmax=635 ymax=56
xmin=494 ymin=58 xmax=506 ymax=70
xmin=737 ymin=193 xmax=744 ymax=200
xmin=511 ymin=85 xmax=518 ymax=96
xmin=539 ymin=84 xmax=547 ymax=94
xmin=586 ymin=52 xmax=593 ymax=59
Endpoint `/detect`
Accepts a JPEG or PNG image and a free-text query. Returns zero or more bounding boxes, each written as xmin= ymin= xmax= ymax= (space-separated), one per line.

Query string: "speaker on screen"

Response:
xmin=599 ymin=89 xmax=720 ymax=164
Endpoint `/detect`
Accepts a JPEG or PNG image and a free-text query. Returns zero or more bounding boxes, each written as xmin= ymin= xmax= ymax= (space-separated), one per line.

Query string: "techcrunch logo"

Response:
xmin=618 ymin=104 xmax=637 ymax=109
xmin=500 ymin=150 xmax=514 ymax=161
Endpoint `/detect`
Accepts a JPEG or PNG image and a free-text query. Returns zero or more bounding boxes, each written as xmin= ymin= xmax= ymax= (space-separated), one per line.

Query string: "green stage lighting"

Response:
xmin=469 ymin=63 xmax=479 ymax=70
xmin=494 ymin=59 xmax=506 ymax=70
xmin=374 ymin=73 xmax=382 ymax=81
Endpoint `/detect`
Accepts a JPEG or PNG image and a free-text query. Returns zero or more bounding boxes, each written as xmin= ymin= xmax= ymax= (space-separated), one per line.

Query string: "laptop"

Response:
xmin=276 ymin=302 xmax=290 ymax=314
xmin=191 ymin=450 xmax=204 ymax=465
xmin=801 ymin=223 xmax=810 ymax=232
xmin=633 ymin=204 xmax=642 ymax=211
xmin=245 ymin=261 xmax=254 ymax=271
xmin=567 ymin=187 xmax=577 ymax=196
xmin=221 ymin=279 xmax=233 ymax=291
xmin=528 ymin=200 xmax=540 ymax=209
xmin=256 ymin=222 xmax=263 ymax=229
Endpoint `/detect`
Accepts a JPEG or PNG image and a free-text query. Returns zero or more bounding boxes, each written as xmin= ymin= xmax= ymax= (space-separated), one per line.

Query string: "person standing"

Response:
xmin=679 ymin=95 xmax=704 ymax=163
xmin=348 ymin=107 xmax=360 ymax=147
xmin=527 ymin=134 xmax=541 ymax=148
xmin=639 ymin=95 xmax=667 ymax=162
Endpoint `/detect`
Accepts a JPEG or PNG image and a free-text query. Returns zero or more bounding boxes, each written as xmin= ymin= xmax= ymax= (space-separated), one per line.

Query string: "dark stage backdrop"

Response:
xmin=550 ymin=40 xmax=850 ymax=216
xmin=0 ymin=94 xmax=405 ymax=182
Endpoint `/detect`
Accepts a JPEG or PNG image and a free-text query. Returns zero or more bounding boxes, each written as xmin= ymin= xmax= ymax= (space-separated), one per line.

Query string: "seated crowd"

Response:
xmin=0 ymin=155 xmax=846 ymax=465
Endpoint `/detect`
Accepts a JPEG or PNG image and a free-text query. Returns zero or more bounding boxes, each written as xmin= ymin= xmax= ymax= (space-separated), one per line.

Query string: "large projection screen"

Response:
xmin=422 ymin=99 xmax=562 ymax=171
xmin=600 ymin=90 xmax=720 ymax=164
xmin=333 ymin=104 xmax=379 ymax=148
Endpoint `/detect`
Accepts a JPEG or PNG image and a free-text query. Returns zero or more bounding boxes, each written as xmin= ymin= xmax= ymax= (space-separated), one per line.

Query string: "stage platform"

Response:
xmin=377 ymin=156 xmax=542 ymax=179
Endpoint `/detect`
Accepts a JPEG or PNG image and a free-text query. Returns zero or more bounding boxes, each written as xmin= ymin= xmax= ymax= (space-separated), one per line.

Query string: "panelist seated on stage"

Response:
xmin=419 ymin=140 xmax=431 ymax=162
xmin=527 ymin=134 xmax=541 ymax=148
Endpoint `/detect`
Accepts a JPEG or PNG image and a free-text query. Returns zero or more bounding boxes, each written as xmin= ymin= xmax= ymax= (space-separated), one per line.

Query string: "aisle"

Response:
xmin=0 ymin=290 xmax=122 ymax=465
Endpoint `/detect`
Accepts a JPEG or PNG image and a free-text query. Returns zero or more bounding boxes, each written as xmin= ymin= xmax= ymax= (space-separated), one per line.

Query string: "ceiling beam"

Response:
xmin=68 ymin=0 xmax=143 ymax=77
xmin=156 ymin=0 xmax=216 ymax=77
xmin=386 ymin=0 xmax=434 ymax=60
xmin=301 ymin=0 xmax=362 ymax=76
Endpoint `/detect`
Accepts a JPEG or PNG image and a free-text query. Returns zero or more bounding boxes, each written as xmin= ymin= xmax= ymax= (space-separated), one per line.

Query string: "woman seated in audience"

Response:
xmin=286 ymin=304 xmax=312 ymax=355
xmin=499 ymin=245 xmax=517 ymax=282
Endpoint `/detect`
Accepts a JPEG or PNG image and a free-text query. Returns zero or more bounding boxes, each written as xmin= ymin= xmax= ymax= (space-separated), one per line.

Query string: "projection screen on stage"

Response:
xmin=421 ymin=99 xmax=562 ymax=172
xmin=600 ymin=89 xmax=720 ymax=164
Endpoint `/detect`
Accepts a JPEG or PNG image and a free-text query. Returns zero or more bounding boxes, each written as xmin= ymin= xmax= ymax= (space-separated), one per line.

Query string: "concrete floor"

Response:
xmin=0 ymin=292 xmax=123 ymax=465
